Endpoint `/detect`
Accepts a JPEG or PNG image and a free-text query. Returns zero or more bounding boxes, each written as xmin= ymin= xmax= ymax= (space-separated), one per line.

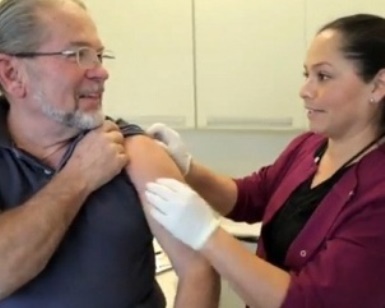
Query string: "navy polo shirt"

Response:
xmin=0 ymin=97 xmax=165 ymax=308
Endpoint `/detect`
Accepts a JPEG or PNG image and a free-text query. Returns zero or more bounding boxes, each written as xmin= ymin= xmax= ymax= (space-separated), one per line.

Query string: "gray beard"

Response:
xmin=37 ymin=96 xmax=104 ymax=130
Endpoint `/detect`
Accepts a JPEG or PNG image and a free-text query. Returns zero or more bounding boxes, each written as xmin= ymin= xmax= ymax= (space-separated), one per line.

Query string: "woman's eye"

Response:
xmin=318 ymin=72 xmax=331 ymax=81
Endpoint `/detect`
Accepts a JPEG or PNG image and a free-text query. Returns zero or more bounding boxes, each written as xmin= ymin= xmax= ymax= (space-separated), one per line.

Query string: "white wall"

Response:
xmin=177 ymin=129 xmax=298 ymax=176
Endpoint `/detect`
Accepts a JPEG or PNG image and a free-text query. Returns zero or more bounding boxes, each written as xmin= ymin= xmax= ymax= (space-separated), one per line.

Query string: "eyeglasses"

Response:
xmin=10 ymin=46 xmax=115 ymax=69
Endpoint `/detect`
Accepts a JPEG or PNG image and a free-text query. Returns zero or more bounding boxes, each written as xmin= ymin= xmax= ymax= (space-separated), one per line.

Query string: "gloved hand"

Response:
xmin=146 ymin=123 xmax=192 ymax=175
xmin=145 ymin=178 xmax=220 ymax=250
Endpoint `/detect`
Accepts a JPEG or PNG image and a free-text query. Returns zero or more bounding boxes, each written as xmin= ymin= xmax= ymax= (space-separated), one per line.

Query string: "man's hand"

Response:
xmin=145 ymin=178 xmax=219 ymax=250
xmin=146 ymin=123 xmax=192 ymax=175
xmin=65 ymin=120 xmax=128 ymax=192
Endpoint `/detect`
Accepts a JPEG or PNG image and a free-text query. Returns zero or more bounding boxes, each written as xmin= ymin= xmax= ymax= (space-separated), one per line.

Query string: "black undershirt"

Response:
xmin=262 ymin=142 xmax=351 ymax=270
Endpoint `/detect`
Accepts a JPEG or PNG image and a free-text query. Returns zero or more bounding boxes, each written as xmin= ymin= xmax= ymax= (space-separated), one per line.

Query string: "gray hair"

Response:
xmin=0 ymin=0 xmax=86 ymax=93
xmin=0 ymin=0 xmax=86 ymax=54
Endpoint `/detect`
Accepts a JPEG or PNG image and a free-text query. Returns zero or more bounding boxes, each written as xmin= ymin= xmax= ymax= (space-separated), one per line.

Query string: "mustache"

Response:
xmin=77 ymin=86 xmax=105 ymax=97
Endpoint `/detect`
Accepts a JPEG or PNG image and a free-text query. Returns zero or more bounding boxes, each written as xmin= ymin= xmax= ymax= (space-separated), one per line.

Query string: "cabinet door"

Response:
xmin=195 ymin=0 xmax=306 ymax=130
xmin=306 ymin=0 xmax=385 ymax=45
xmin=86 ymin=0 xmax=195 ymax=128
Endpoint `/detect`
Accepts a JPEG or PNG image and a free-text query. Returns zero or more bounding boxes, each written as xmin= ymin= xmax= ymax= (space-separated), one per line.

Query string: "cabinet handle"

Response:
xmin=127 ymin=116 xmax=187 ymax=128
xmin=204 ymin=116 xmax=293 ymax=128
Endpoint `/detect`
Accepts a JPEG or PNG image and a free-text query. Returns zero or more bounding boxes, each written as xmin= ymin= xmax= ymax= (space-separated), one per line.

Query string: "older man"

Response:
xmin=0 ymin=0 xmax=219 ymax=307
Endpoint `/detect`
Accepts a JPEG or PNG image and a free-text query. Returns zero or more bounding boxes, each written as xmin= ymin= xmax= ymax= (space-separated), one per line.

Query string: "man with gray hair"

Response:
xmin=0 ymin=0 xmax=219 ymax=307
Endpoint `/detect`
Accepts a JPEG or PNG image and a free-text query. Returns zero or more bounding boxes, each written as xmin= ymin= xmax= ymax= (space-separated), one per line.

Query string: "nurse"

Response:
xmin=145 ymin=13 xmax=385 ymax=308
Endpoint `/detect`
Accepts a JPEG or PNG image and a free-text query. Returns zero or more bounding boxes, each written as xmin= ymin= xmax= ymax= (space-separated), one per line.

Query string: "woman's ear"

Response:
xmin=372 ymin=69 xmax=385 ymax=102
xmin=0 ymin=53 xmax=26 ymax=97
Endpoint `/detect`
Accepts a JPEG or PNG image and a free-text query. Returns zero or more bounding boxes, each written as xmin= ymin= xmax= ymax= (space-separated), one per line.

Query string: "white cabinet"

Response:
xmin=87 ymin=0 xmax=196 ymax=128
xmin=194 ymin=0 xmax=307 ymax=130
xmin=86 ymin=1 xmax=385 ymax=131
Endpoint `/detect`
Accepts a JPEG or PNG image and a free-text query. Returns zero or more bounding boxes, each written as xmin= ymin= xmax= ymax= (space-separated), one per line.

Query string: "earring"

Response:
xmin=370 ymin=97 xmax=376 ymax=104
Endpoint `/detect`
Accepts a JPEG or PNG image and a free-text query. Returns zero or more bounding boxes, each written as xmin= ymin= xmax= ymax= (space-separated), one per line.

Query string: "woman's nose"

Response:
xmin=299 ymin=79 xmax=313 ymax=100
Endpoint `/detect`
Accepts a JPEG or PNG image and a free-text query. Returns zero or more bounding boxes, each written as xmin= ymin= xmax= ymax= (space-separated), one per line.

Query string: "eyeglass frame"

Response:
xmin=8 ymin=46 xmax=115 ymax=69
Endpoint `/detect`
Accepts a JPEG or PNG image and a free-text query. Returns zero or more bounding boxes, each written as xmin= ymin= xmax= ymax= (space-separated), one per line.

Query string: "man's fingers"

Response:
xmin=108 ymin=130 xmax=125 ymax=144
xmin=102 ymin=120 xmax=120 ymax=132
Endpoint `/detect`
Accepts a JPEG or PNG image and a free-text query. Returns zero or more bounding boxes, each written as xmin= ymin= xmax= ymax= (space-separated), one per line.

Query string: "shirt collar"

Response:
xmin=0 ymin=96 xmax=13 ymax=149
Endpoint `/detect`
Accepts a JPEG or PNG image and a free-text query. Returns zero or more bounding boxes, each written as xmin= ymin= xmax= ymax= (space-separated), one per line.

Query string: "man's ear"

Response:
xmin=372 ymin=69 xmax=385 ymax=102
xmin=0 ymin=53 xmax=26 ymax=98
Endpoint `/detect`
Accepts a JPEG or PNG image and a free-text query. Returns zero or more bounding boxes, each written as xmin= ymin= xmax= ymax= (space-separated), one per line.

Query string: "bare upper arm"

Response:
xmin=124 ymin=135 xmax=201 ymax=274
xmin=124 ymin=134 xmax=183 ymax=189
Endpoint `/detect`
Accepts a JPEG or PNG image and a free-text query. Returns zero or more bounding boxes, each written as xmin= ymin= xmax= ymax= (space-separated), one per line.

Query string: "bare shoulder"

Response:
xmin=123 ymin=134 xmax=183 ymax=187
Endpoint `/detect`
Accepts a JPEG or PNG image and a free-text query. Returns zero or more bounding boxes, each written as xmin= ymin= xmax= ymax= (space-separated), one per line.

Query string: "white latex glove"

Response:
xmin=146 ymin=123 xmax=192 ymax=175
xmin=145 ymin=178 xmax=220 ymax=250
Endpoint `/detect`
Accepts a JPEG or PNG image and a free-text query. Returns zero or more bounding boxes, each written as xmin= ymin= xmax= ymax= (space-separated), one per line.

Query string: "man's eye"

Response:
xmin=78 ymin=49 xmax=89 ymax=59
xmin=96 ymin=53 xmax=103 ymax=62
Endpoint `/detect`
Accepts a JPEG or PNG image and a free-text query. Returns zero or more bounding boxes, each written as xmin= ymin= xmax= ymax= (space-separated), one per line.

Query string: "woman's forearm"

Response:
xmin=186 ymin=162 xmax=238 ymax=216
xmin=201 ymin=227 xmax=291 ymax=308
